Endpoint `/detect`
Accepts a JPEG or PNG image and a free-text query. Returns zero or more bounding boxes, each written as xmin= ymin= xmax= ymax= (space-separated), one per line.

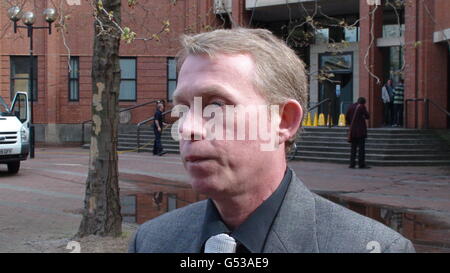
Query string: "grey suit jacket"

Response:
xmin=129 ymin=170 xmax=415 ymax=253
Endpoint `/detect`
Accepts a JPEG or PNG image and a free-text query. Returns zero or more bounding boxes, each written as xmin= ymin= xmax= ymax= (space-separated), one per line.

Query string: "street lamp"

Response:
xmin=8 ymin=6 xmax=57 ymax=159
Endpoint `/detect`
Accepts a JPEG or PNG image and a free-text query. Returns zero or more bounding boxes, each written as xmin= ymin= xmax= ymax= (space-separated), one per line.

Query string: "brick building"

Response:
xmin=0 ymin=0 xmax=448 ymax=145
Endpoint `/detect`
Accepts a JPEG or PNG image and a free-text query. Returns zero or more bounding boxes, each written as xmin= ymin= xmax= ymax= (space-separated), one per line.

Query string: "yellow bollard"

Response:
xmin=338 ymin=113 xmax=346 ymax=127
xmin=318 ymin=113 xmax=325 ymax=126
xmin=313 ymin=112 xmax=318 ymax=127
xmin=302 ymin=113 xmax=308 ymax=126
xmin=326 ymin=114 xmax=333 ymax=127
xmin=305 ymin=112 xmax=312 ymax=126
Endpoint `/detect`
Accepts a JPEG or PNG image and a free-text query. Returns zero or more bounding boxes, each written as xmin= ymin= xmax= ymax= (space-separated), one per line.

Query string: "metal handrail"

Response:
xmin=405 ymin=98 xmax=450 ymax=129
xmin=307 ymin=98 xmax=331 ymax=112
xmin=429 ymin=99 xmax=450 ymax=117
xmin=136 ymin=109 xmax=172 ymax=152
xmin=81 ymin=99 xmax=161 ymax=146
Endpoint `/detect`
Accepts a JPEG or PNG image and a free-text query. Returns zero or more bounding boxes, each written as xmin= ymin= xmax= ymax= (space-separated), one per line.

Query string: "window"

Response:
xmin=315 ymin=28 xmax=329 ymax=44
xmin=69 ymin=57 xmax=79 ymax=101
xmin=119 ymin=58 xmax=137 ymax=101
xmin=167 ymin=57 xmax=177 ymax=101
xmin=10 ymin=56 xmax=37 ymax=101
xmin=382 ymin=24 xmax=405 ymax=38
xmin=344 ymin=26 xmax=359 ymax=42
xmin=320 ymin=54 xmax=352 ymax=73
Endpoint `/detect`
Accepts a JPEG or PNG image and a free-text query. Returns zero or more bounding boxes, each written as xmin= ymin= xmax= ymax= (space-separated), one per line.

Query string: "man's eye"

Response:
xmin=209 ymin=101 xmax=225 ymax=107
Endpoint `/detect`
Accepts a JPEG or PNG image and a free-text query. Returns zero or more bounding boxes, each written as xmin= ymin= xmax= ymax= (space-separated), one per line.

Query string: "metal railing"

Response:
xmin=136 ymin=109 xmax=172 ymax=152
xmin=81 ymin=99 xmax=161 ymax=146
xmin=405 ymin=98 xmax=450 ymax=129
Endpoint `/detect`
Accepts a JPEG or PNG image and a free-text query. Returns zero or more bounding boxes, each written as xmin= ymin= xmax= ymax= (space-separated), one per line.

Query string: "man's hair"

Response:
xmin=357 ymin=97 xmax=366 ymax=105
xmin=177 ymin=28 xmax=308 ymax=153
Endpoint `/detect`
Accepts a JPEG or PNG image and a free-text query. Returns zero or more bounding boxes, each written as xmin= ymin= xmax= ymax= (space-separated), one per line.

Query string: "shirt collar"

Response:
xmin=200 ymin=167 xmax=293 ymax=253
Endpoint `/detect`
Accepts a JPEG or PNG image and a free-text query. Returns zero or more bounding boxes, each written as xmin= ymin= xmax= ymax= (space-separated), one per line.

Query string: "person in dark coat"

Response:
xmin=346 ymin=97 xmax=370 ymax=169
xmin=153 ymin=101 xmax=167 ymax=156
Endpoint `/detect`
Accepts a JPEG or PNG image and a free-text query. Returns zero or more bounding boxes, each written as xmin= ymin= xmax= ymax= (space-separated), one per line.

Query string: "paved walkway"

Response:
xmin=0 ymin=147 xmax=449 ymax=252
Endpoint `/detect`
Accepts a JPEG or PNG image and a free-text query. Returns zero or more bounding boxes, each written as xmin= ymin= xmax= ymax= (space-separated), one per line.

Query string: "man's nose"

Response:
xmin=179 ymin=108 xmax=204 ymax=141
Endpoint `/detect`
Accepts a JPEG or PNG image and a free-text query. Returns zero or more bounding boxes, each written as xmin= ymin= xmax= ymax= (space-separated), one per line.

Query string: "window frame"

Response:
xmin=167 ymin=57 xmax=177 ymax=102
xmin=10 ymin=56 xmax=38 ymax=102
xmin=119 ymin=57 xmax=137 ymax=102
xmin=68 ymin=56 xmax=80 ymax=102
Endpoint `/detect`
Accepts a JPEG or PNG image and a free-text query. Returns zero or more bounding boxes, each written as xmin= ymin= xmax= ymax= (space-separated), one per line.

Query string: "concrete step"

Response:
xmin=292 ymin=155 xmax=450 ymax=166
xmin=296 ymin=140 xmax=448 ymax=149
xmin=303 ymin=127 xmax=437 ymax=134
xmin=296 ymin=150 xmax=450 ymax=161
xmin=298 ymin=145 xmax=450 ymax=155
xmin=299 ymin=136 xmax=444 ymax=145
xmin=113 ymin=127 xmax=450 ymax=166
xmin=300 ymin=132 xmax=437 ymax=139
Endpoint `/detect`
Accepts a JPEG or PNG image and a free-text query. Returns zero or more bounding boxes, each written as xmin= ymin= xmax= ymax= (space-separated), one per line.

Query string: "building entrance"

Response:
xmin=319 ymin=53 xmax=354 ymax=125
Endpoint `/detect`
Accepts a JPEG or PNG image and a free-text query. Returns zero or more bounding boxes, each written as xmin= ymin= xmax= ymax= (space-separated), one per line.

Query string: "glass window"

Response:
xmin=382 ymin=24 xmax=405 ymax=38
xmin=320 ymin=54 xmax=352 ymax=73
xmin=10 ymin=56 xmax=37 ymax=101
xmin=167 ymin=58 xmax=177 ymax=101
xmin=119 ymin=58 xmax=137 ymax=101
xmin=69 ymin=57 xmax=79 ymax=101
xmin=315 ymin=28 xmax=329 ymax=44
xmin=344 ymin=26 xmax=359 ymax=42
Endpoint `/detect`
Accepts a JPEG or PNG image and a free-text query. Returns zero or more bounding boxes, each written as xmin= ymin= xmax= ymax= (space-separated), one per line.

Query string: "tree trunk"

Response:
xmin=77 ymin=0 xmax=122 ymax=237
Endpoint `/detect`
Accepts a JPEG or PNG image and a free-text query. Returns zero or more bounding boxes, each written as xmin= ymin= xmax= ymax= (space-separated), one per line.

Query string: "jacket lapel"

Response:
xmin=263 ymin=171 xmax=319 ymax=253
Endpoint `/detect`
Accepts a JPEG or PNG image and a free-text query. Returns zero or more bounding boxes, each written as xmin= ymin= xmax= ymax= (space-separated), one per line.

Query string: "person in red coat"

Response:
xmin=346 ymin=97 xmax=370 ymax=169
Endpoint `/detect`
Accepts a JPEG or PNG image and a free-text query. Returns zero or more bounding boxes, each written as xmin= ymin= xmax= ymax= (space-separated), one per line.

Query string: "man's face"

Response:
xmin=173 ymin=54 xmax=279 ymax=198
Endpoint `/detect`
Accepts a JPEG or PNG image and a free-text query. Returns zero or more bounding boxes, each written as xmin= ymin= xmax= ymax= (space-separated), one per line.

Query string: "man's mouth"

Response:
xmin=184 ymin=155 xmax=214 ymax=163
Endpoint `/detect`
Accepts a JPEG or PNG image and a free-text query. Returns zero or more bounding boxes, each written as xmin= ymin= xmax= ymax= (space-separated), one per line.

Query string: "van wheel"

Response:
xmin=7 ymin=161 xmax=20 ymax=174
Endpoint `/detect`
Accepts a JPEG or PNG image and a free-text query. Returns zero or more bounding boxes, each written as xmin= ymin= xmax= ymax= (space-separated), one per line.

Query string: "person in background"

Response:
xmin=346 ymin=97 xmax=370 ymax=169
xmin=393 ymin=79 xmax=405 ymax=127
xmin=381 ymin=79 xmax=394 ymax=126
xmin=153 ymin=101 xmax=168 ymax=156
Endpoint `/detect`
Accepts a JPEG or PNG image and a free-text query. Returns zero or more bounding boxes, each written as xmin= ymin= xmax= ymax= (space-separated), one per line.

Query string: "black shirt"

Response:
xmin=200 ymin=167 xmax=293 ymax=253
xmin=153 ymin=109 xmax=163 ymax=129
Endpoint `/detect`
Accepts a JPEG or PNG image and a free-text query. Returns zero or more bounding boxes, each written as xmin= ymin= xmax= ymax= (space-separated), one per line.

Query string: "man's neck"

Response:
xmin=212 ymin=161 xmax=287 ymax=230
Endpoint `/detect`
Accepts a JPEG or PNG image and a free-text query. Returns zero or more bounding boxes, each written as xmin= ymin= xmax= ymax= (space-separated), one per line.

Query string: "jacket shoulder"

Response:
xmin=129 ymin=200 xmax=207 ymax=253
xmin=312 ymin=194 xmax=415 ymax=253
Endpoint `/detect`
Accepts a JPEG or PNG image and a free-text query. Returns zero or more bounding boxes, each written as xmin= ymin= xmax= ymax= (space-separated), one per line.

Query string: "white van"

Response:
xmin=0 ymin=92 xmax=30 ymax=174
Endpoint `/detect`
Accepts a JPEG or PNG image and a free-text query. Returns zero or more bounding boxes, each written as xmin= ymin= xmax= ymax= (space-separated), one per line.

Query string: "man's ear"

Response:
xmin=278 ymin=100 xmax=303 ymax=144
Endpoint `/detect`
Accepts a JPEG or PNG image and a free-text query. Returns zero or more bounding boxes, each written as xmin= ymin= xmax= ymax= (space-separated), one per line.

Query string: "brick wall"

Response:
xmin=434 ymin=0 xmax=450 ymax=31
xmin=0 ymin=0 xmax=227 ymax=131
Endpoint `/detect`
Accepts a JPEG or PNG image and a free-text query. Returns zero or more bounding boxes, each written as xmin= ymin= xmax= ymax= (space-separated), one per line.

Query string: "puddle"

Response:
xmin=320 ymin=193 xmax=450 ymax=253
xmin=119 ymin=178 xmax=450 ymax=253
xmin=120 ymin=177 xmax=207 ymax=225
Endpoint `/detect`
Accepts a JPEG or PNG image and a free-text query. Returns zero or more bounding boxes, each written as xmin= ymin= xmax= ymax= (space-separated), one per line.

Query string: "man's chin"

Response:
xmin=189 ymin=177 xmax=222 ymax=196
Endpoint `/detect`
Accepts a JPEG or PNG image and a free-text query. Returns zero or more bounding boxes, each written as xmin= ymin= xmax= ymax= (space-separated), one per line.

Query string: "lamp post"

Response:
xmin=8 ymin=6 xmax=57 ymax=159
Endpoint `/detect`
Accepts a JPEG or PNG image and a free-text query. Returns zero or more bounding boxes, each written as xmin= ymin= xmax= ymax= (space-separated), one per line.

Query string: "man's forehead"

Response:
xmin=173 ymin=54 xmax=256 ymax=104
xmin=173 ymin=83 xmax=237 ymax=104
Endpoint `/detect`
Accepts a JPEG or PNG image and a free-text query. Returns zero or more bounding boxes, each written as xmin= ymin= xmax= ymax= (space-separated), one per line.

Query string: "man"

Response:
xmin=346 ymin=97 xmax=370 ymax=169
xmin=393 ymin=79 xmax=405 ymax=127
xmin=381 ymin=79 xmax=394 ymax=126
xmin=152 ymin=101 xmax=167 ymax=156
xmin=130 ymin=28 xmax=414 ymax=253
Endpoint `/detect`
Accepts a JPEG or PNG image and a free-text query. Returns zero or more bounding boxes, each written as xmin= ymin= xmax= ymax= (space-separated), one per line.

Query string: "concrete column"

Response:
xmin=359 ymin=0 xmax=384 ymax=127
